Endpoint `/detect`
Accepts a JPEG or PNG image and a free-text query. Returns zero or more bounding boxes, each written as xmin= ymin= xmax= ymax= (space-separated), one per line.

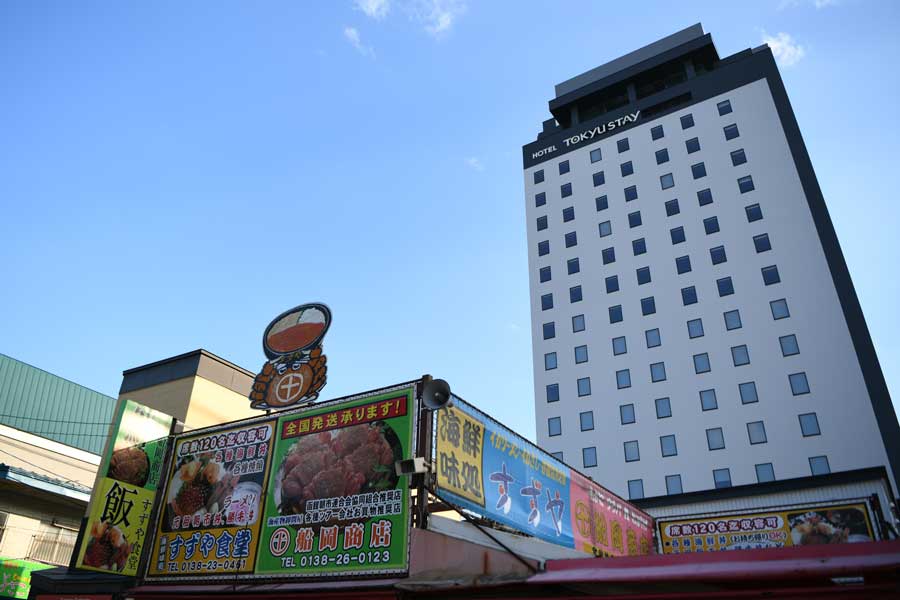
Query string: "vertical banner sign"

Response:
xmin=435 ymin=399 xmax=653 ymax=557
xmin=75 ymin=399 xmax=173 ymax=575
xmin=657 ymin=501 xmax=876 ymax=554
xmin=146 ymin=420 xmax=276 ymax=577
xmin=255 ymin=386 xmax=414 ymax=578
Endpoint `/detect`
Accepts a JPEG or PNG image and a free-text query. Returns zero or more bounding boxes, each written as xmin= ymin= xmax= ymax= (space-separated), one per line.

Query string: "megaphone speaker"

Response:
xmin=422 ymin=378 xmax=452 ymax=410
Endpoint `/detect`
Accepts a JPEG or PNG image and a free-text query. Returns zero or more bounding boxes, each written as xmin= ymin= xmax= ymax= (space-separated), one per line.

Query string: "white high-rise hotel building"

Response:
xmin=524 ymin=25 xmax=899 ymax=501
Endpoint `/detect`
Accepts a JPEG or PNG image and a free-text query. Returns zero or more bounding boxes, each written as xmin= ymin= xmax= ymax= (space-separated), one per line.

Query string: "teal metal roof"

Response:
xmin=0 ymin=353 xmax=116 ymax=455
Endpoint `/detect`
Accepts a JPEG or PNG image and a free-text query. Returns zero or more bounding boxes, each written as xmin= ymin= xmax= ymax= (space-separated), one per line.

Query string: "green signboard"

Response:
xmin=144 ymin=383 xmax=416 ymax=581
xmin=0 ymin=558 xmax=51 ymax=600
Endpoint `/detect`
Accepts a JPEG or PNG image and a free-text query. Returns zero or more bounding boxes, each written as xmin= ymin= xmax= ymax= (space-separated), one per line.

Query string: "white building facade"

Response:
xmin=524 ymin=25 xmax=899 ymax=501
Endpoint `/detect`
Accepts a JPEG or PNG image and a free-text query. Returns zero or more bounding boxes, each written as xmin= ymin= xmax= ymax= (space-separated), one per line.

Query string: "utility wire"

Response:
xmin=0 ymin=413 xmax=111 ymax=425
xmin=0 ymin=447 xmax=93 ymax=489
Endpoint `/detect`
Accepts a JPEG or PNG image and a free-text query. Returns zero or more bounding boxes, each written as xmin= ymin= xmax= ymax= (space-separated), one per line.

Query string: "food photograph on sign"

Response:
xmin=255 ymin=386 xmax=415 ymax=578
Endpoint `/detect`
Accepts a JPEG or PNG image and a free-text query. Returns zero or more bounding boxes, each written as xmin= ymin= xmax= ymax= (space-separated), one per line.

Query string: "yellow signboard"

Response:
xmin=658 ymin=502 xmax=875 ymax=554
xmin=435 ymin=405 xmax=484 ymax=507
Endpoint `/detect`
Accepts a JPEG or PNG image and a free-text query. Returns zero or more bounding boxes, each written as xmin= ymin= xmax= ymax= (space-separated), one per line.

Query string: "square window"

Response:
xmin=546 ymin=383 xmax=559 ymax=403
xmin=799 ymin=413 xmax=821 ymax=436
xmin=624 ymin=185 xmax=638 ymax=201
xmin=609 ymin=305 xmax=623 ymax=324
xmin=691 ymin=162 xmax=707 ymax=179
xmin=536 ymin=216 xmax=548 ymax=231
xmin=542 ymin=322 xmax=555 ymax=340
xmin=616 ymin=369 xmax=632 ymax=389
xmin=598 ymin=220 xmax=612 ymax=237
xmin=612 ymin=336 xmax=627 ymax=355
xmin=700 ymin=389 xmax=718 ymax=411
xmin=754 ymin=233 xmax=772 ymax=253
xmin=641 ymin=296 xmax=656 ymax=316
xmin=593 ymin=171 xmax=606 ymax=187
xmin=660 ymin=434 xmax=677 ymax=457
xmin=537 ymin=240 xmax=550 ymax=256
xmin=671 ymin=226 xmax=686 ymax=244
xmin=572 ymin=314 xmax=585 ymax=332
xmin=605 ymin=275 xmax=619 ymax=293
xmin=739 ymin=381 xmax=758 ymax=404
xmin=688 ymin=318 xmax=704 ymax=339
xmin=680 ymin=114 xmax=695 ymax=129
xmin=624 ymin=440 xmax=640 ymax=462
xmin=748 ymin=421 xmax=767 ymax=444
xmin=567 ymin=257 xmax=580 ymax=275
xmin=559 ymin=160 xmax=570 ymax=175
xmin=731 ymin=148 xmax=747 ymax=166
xmin=539 ymin=266 xmax=551 ymax=283
xmin=632 ymin=238 xmax=647 ymax=255
xmin=717 ymin=276 xmax=734 ymax=297
xmin=565 ymin=231 xmax=578 ymax=248
xmin=655 ymin=397 xmax=672 ymax=418
xmin=738 ymin=175 xmax=755 ymax=193
xmin=710 ymin=245 xmax=727 ymax=265
xmin=534 ymin=170 xmax=545 ymax=184
xmin=713 ymin=468 xmax=732 ymax=488
xmin=685 ymin=137 xmax=700 ymax=153
xmin=636 ymin=266 xmax=651 ymax=285
xmin=548 ymin=416 xmax=561 ymax=436
xmin=596 ymin=195 xmax=609 ymax=211
xmin=602 ymin=247 xmax=616 ymax=265
xmin=676 ymin=255 xmax=692 ymax=274
xmin=645 ymin=328 xmax=661 ymax=348
xmin=666 ymin=474 xmax=683 ymax=495
xmin=574 ymin=345 xmax=589 ymax=364
xmin=697 ymin=188 xmax=713 ymax=206
xmin=762 ymin=265 xmax=781 ymax=285
xmin=771 ymin=298 xmax=790 ymax=320
xmin=541 ymin=293 xmax=553 ymax=311
xmin=650 ymin=362 xmax=666 ymax=382
xmin=582 ymin=446 xmax=598 ymax=468
xmin=563 ymin=206 xmax=575 ymax=222
xmin=617 ymin=138 xmax=630 ymax=153
xmin=577 ymin=377 xmax=591 ymax=396
xmin=756 ymin=463 xmax=775 ymax=483
xmin=535 ymin=192 xmax=546 ymax=207
xmin=660 ymin=173 xmax=675 ymax=189
xmin=628 ymin=211 xmax=642 ymax=228
xmin=706 ymin=427 xmax=725 ymax=450
xmin=694 ymin=352 xmax=711 ymax=374
xmin=544 ymin=352 xmax=557 ymax=370
xmin=682 ymin=286 xmax=698 ymax=305
xmin=579 ymin=411 xmax=594 ymax=432
xmin=561 ymin=182 xmax=573 ymax=197
xmin=809 ymin=456 xmax=830 ymax=476
xmin=656 ymin=148 xmax=670 ymax=164
xmin=665 ymin=198 xmax=680 ymax=216
xmin=590 ymin=148 xmax=602 ymax=163
xmin=569 ymin=285 xmax=583 ymax=303
xmin=651 ymin=125 xmax=664 ymax=140
xmin=724 ymin=309 xmax=742 ymax=330
xmin=551 ymin=451 xmax=563 ymax=461
xmin=780 ymin=334 xmax=800 ymax=356
xmin=627 ymin=479 xmax=644 ymax=500
xmin=746 ymin=203 xmax=763 ymax=222
xmin=731 ymin=344 xmax=750 ymax=366
xmin=704 ymin=216 xmax=720 ymax=234
xmin=621 ymin=161 xmax=634 ymax=177
xmin=620 ymin=403 xmax=635 ymax=425
xmin=724 ymin=123 xmax=740 ymax=140
xmin=790 ymin=372 xmax=810 ymax=395
xmin=717 ymin=99 xmax=733 ymax=116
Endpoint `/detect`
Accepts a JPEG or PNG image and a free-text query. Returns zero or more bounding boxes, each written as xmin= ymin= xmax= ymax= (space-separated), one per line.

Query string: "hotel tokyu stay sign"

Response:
xmin=529 ymin=110 xmax=641 ymax=161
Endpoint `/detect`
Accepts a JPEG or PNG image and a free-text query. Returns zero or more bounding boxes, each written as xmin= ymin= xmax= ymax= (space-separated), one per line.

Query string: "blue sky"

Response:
xmin=1 ymin=0 xmax=898 ymax=441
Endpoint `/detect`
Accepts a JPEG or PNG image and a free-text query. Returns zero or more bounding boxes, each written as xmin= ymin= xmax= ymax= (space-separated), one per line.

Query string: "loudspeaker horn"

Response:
xmin=422 ymin=378 xmax=453 ymax=410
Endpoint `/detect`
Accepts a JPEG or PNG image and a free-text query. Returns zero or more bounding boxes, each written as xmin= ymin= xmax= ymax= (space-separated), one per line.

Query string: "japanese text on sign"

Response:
xmin=281 ymin=396 xmax=407 ymax=439
xmin=436 ymin=406 xmax=484 ymax=506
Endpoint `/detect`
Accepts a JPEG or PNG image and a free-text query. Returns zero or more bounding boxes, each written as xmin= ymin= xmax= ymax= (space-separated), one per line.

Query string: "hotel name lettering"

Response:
xmin=530 ymin=111 xmax=641 ymax=161
xmin=436 ymin=407 xmax=484 ymax=506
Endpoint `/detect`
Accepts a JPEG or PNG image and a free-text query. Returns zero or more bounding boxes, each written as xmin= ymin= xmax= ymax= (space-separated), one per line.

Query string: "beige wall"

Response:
xmin=0 ymin=425 xmax=98 ymax=489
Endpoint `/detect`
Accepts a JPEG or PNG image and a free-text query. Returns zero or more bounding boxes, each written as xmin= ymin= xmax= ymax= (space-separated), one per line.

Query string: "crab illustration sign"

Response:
xmin=249 ymin=303 xmax=331 ymax=410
